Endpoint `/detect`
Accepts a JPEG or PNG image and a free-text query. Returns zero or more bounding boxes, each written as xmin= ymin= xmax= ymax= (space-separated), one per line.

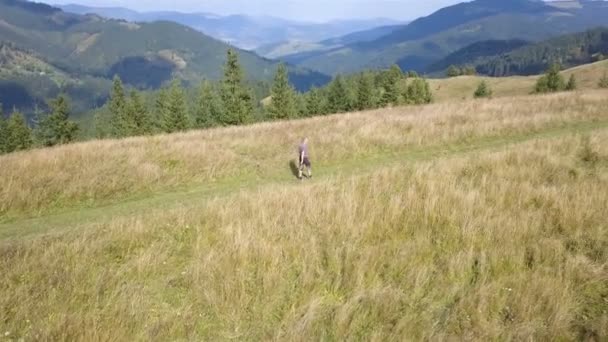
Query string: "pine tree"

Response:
xmin=295 ymin=92 xmax=308 ymax=118
xmin=109 ymin=75 xmax=127 ymax=137
xmin=163 ymin=79 xmax=190 ymax=133
xmin=356 ymin=72 xmax=375 ymax=111
xmin=474 ymin=80 xmax=493 ymax=99
xmin=268 ymin=63 xmax=298 ymax=119
xmin=155 ymin=86 xmax=169 ymax=132
xmin=379 ymin=65 xmax=403 ymax=106
xmin=565 ymin=74 xmax=577 ymax=91
xmin=447 ymin=65 xmax=461 ymax=77
xmin=407 ymin=70 xmax=419 ymax=78
xmin=194 ymin=81 xmax=223 ymax=129
xmin=599 ymin=72 xmax=608 ymax=89
xmin=0 ymin=103 xmax=7 ymax=154
xmin=535 ymin=63 xmax=565 ymax=93
xmin=327 ymin=75 xmax=349 ymax=113
xmin=6 ymin=110 xmax=33 ymax=153
xmin=305 ymin=87 xmax=324 ymax=116
xmin=126 ymin=89 xmax=152 ymax=135
xmin=36 ymin=94 xmax=79 ymax=146
xmin=220 ymin=49 xmax=253 ymax=125
xmin=405 ymin=78 xmax=433 ymax=105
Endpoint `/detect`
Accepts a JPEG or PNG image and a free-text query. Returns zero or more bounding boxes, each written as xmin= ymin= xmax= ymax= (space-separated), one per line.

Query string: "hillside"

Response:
xmin=283 ymin=0 xmax=608 ymax=75
xmin=1 ymin=86 xmax=608 ymax=339
xmin=428 ymin=59 xmax=608 ymax=102
xmin=58 ymin=3 xmax=403 ymax=50
xmin=0 ymin=0 xmax=329 ymax=114
xmin=429 ymin=27 xmax=608 ymax=76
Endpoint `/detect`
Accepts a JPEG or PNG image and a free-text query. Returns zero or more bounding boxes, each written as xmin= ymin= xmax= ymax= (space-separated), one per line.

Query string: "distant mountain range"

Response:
xmin=428 ymin=27 xmax=608 ymax=76
xmin=56 ymin=4 xmax=404 ymax=50
xmin=0 ymin=0 xmax=329 ymax=114
xmin=279 ymin=0 xmax=608 ymax=75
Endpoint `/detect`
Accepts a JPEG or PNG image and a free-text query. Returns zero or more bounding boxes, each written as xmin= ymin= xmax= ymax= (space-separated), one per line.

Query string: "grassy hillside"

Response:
xmin=429 ymin=59 xmax=608 ymax=102
xmin=284 ymin=0 xmax=608 ymax=75
xmin=1 ymin=84 xmax=608 ymax=339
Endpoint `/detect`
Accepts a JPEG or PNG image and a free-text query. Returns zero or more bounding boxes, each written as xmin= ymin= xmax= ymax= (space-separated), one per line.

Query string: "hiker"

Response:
xmin=298 ymin=137 xmax=312 ymax=180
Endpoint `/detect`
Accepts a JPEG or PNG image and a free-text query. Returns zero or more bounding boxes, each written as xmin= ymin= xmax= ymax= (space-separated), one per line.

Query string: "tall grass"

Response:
xmin=1 ymin=90 xmax=607 ymax=218
xmin=1 ymin=130 xmax=607 ymax=340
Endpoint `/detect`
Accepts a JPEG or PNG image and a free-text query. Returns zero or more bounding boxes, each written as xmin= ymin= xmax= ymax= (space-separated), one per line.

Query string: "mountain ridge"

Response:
xmin=281 ymin=0 xmax=608 ymax=75
xmin=56 ymin=3 xmax=404 ymax=50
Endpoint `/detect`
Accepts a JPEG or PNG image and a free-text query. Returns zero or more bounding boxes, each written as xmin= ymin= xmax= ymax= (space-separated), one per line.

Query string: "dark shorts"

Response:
xmin=300 ymin=157 xmax=311 ymax=168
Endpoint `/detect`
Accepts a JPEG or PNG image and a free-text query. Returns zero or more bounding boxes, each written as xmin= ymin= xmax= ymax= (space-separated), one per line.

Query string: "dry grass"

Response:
xmin=429 ymin=60 xmax=608 ymax=102
xmin=1 ymin=90 xmax=608 ymax=218
xmin=1 ymin=130 xmax=607 ymax=340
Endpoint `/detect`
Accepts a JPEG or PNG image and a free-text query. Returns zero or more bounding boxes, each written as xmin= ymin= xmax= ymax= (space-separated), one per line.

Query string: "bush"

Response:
xmin=474 ymin=81 xmax=493 ymax=98
xmin=534 ymin=64 xmax=565 ymax=93
xmin=565 ymin=74 xmax=577 ymax=91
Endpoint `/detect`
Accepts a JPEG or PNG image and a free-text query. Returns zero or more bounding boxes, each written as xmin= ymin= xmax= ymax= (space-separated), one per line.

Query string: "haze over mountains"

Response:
xmin=57 ymin=4 xmax=404 ymax=50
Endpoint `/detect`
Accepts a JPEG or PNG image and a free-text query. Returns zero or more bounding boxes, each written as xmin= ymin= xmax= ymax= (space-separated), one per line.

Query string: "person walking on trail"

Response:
xmin=298 ymin=137 xmax=312 ymax=180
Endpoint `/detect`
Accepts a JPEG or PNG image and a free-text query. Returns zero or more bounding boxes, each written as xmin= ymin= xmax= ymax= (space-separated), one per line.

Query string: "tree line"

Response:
xmin=94 ymin=52 xmax=433 ymax=139
xmin=1 ymin=49 xmax=434 ymax=154
xmin=0 ymin=95 xmax=78 ymax=154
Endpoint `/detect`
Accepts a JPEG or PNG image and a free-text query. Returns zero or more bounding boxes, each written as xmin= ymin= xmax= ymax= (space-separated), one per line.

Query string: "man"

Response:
xmin=298 ymin=137 xmax=312 ymax=180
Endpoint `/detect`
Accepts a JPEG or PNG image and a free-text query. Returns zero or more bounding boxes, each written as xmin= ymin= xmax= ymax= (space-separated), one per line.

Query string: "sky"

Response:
xmin=49 ymin=0 xmax=467 ymax=22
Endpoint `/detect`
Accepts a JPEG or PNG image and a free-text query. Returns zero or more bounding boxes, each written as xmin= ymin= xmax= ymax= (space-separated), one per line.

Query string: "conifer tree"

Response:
xmin=194 ymin=81 xmax=222 ymax=129
xmin=327 ymin=75 xmax=350 ymax=113
xmin=305 ymin=87 xmax=324 ymax=116
xmin=163 ymin=79 xmax=190 ymax=133
xmin=155 ymin=87 xmax=169 ymax=131
xmin=126 ymin=89 xmax=151 ymax=135
xmin=220 ymin=49 xmax=253 ymax=125
xmin=447 ymin=65 xmax=461 ymax=77
xmin=36 ymin=94 xmax=79 ymax=146
xmin=109 ymin=75 xmax=127 ymax=137
xmin=599 ymin=72 xmax=608 ymax=89
xmin=565 ymin=74 xmax=577 ymax=91
xmin=405 ymin=78 xmax=433 ymax=105
xmin=6 ymin=110 xmax=32 ymax=153
xmin=379 ymin=65 xmax=403 ymax=106
xmin=407 ymin=70 xmax=419 ymax=78
xmin=535 ymin=63 xmax=565 ymax=93
xmin=474 ymin=80 xmax=493 ymax=99
xmin=268 ymin=63 xmax=298 ymax=119
xmin=356 ymin=72 xmax=375 ymax=111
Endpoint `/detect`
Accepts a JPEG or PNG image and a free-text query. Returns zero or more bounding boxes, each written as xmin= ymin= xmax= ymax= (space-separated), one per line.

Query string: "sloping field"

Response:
xmin=1 ymin=90 xmax=607 ymax=340
xmin=429 ymin=59 xmax=608 ymax=102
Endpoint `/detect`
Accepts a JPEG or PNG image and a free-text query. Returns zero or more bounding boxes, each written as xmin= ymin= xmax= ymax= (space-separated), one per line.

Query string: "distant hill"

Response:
xmin=0 ymin=0 xmax=329 ymax=114
xmin=426 ymin=40 xmax=531 ymax=75
xmin=282 ymin=0 xmax=608 ymax=75
xmin=429 ymin=27 xmax=608 ymax=76
xmin=255 ymin=25 xmax=402 ymax=59
xmin=57 ymin=4 xmax=403 ymax=50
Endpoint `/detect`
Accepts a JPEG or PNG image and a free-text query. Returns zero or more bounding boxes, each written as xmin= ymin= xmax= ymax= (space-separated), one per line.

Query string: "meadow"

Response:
xmin=1 ymin=89 xmax=607 ymax=340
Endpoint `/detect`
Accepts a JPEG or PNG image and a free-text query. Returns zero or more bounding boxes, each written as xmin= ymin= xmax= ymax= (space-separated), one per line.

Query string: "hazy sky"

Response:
xmin=50 ymin=0 xmax=467 ymax=22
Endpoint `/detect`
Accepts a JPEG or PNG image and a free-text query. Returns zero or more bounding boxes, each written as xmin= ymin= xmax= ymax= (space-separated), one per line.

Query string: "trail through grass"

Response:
xmin=2 ymin=118 xmax=607 ymax=239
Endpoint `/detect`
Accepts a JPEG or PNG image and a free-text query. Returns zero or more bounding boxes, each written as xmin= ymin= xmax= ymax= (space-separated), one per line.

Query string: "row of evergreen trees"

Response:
xmin=96 ymin=51 xmax=433 ymax=139
xmin=0 ymin=96 xmax=78 ymax=154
